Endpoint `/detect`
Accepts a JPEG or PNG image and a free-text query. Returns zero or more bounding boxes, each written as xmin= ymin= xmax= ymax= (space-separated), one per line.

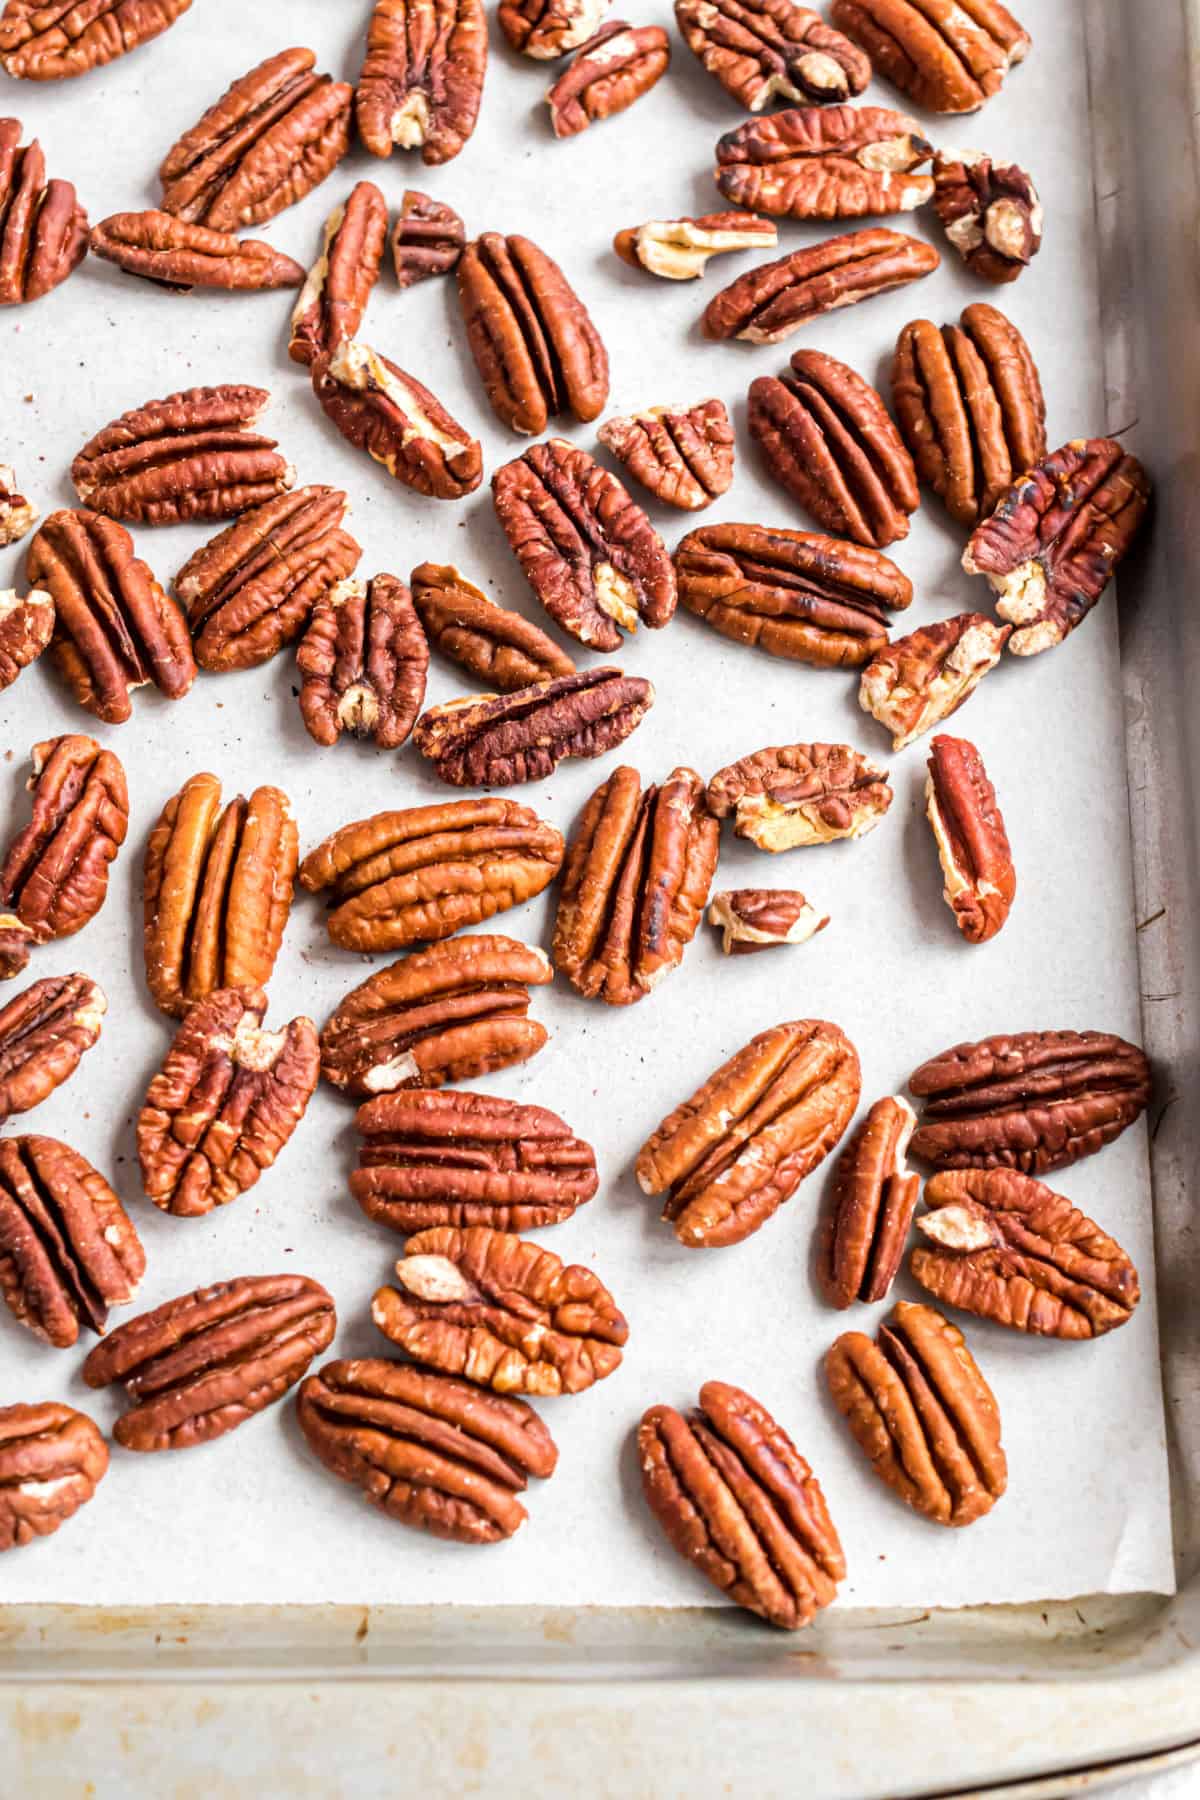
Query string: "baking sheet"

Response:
xmin=0 ymin=0 xmax=1173 ymax=1608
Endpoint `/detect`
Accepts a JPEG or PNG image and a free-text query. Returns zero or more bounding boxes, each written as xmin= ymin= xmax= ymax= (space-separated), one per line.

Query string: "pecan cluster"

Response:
xmin=392 ymin=190 xmax=465 ymax=286
xmin=312 ymin=340 xmax=482 ymax=501
xmin=355 ymin=0 xmax=488 ymax=165
xmin=0 ymin=118 xmax=88 ymax=304
xmin=703 ymin=225 xmax=938 ymax=344
xmin=0 ymin=0 xmax=191 ymax=79
xmin=828 ymin=0 xmax=1030 ymax=113
xmin=932 ymin=151 xmax=1042 ymax=283
xmin=597 ymin=399 xmax=734 ymax=511
xmin=546 ymin=23 xmax=670 ymax=137
xmin=91 ymin=210 xmax=304 ymax=292
xmin=859 ymin=613 xmax=1009 ymax=750
xmin=708 ymin=887 xmax=828 ymax=954
xmin=414 ymin=667 xmax=654 ymax=786
xmin=412 ymin=563 xmax=576 ymax=690
xmin=0 ymin=735 xmax=128 ymax=945
xmin=296 ymin=575 xmax=429 ymax=749
xmin=0 ymin=1402 xmax=107 ymax=1553
xmin=715 ymin=104 xmax=933 ymax=221
xmin=707 ymin=740 xmax=893 ymax=849
xmin=289 ymin=182 xmax=388 ymax=365
xmin=675 ymin=0 xmax=869 ymax=112
xmin=925 ymin=733 xmax=1015 ymax=943
xmin=0 ymin=972 xmax=106 ymax=1122
xmin=821 ymin=1094 xmax=917 ymax=1306
xmin=614 ymin=210 xmax=776 ymax=279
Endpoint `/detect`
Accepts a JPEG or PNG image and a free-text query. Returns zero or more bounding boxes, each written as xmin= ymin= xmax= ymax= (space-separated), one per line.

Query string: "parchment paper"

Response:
xmin=0 ymin=0 xmax=1173 ymax=1608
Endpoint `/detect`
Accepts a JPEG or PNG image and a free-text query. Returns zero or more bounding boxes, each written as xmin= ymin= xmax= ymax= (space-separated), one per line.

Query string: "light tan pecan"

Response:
xmin=372 ymin=1224 xmax=628 ymax=1394
xmin=312 ymin=340 xmax=482 ymax=501
xmin=675 ymin=0 xmax=869 ymax=111
xmin=859 ymin=613 xmax=1009 ymax=751
xmin=0 ymin=973 xmax=105 ymax=1121
xmin=288 ymin=182 xmax=388 ymax=365
xmin=91 ymin=210 xmax=304 ymax=291
xmin=637 ymin=1019 xmax=860 ymax=1248
xmin=716 ymin=104 xmax=933 ymax=221
xmin=0 ymin=586 xmax=53 ymax=691
xmin=414 ymin=668 xmax=654 ymax=786
xmin=357 ymin=0 xmax=488 ymax=163
xmin=614 ymin=210 xmax=776 ymax=279
xmin=702 ymin=225 xmax=938 ymax=344
xmin=0 ymin=736 xmax=128 ymax=945
xmin=411 ymin=563 xmax=576 ymax=690
xmin=0 ymin=0 xmax=191 ymax=79
xmin=0 ymin=463 xmax=36 ymax=544
xmin=820 ymin=1093 xmax=917 ymax=1306
xmin=0 ymin=916 xmax=34 ymax=980
xmin=547 ymin=22 xmax=669 ymax=136
xmin=0 ymin=119 xmax=89 ymax=303
xmin=597 ymin=399 xmax=734 ymax=511
xmin=708 ymin=888 xmax=828 ymax=954
xmin=296 ymin=574 xmax=428 ymax=749
xmin=392 ymin=190 xmax=466 ymax=287
xmin=707 ymin=741 xmax=892 ymax=849
xmin=828 ymin=0 xmax=1029 ymax=113
xmin=0 ymin=1402 xmax=107 ymax=1552
xmin=932 ymin=150 xmax=1041 ymax=282
xmin=925 ymin=733 xmax=1014 ymax=943
xmin=499 ymin=0 xmax=610 ymax=57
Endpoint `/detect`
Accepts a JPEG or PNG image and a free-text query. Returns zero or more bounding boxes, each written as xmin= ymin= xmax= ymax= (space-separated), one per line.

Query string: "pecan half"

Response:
xmin=288 ymin=182 xmax=387 ymax=365
xmin=0 ymin=587 xmax=53 ymax=691
xmin=547 ymin=22 xmax=669 ymax=136
xmin=177 ymin=486 xmax=361 ymax=673
xmin=143 ymin=772 xmax=297 ymax=1019
xmin=320 ymin=934 xmax=552 ymax=1098
xmin=0 ymin=736 xmax=128 ymax=944
xmin=892 ymin=303 xmax=1046 ymax=529
xmin=702 ymin=225 xmax=938 ymax=344
xmin=614 ymin=210 xmax=777 ymax=279
xmin=372 ymin=1225 xmax=628 ymax=1394
xmin=91 ymin=210 xmax=304 ymax=292
xmin=499 ymin=0 xmax=610 ymax=58
xmin=597 ymin=399 xmax=734 ymax=511
xmin=457 ymin=232 xmax=608 ymax=434
xmin=963 ymin=439 xmax=1152 ymax=657
xmin=909 ymin=1029 xmax=1152 ymax=1176
xmin=83 ymin=1273 xmax=335 ymax=1450
xmin=828 ymin=0 xmax=1030 ymax=113
xmin=159 ymin=48 xmax=353 ymax=230
xmin=312 ymin=340 xmax=482 ymax=501
xmin=0 ymin=1403 xmax=106 ymax=1553
xmin=414 ymin=668 xmax=654 ymax=786
xmin=0 ymin=0 xmax=190 ymax=78
xmin=0 ymin=973 xmax=105 ymax=1121
xmin=298 ymin=1360 xmax=557 ymax=1543
xmin=675 ymin=0 xmax=869 ymax=111
xmin=352 ymin=1089 xmax=597 ymax=1232
xmin=821 ymin=1093 xmax=917 ymax=1305
xmin=716 ymin=104 xmax=933 ymax=220
xmin=639 ymin=1381 xmax=844 ymax=1629
xmin=356 ymin=0 xmax=487 ymax=164
xmin=675 ymin=522 xmax=911 ymax=667
xmin=0 ymin=118 xmax=88 ymax=303
xmin=0 ymin=916 xmax=34 ymax=980
xmin=637 ymin=1019 xmax=860 ymax=1248
xmin=708 ymin=887 xmax=828 ymax=953
xmin=707 ymin=740 xmax=892 ymax=849
xmin=296 ymin=574 xmax=428 ymax=749
xmin=826 ymin=1302 xmax=1006 ymax=1523
xmin=0 ymin=1135 xmax=143 ymax=1346
xmin=392 ymin=189 xmax=465 ymax=287
xmin=932 ymin=150 xmax=1041 ymax=282
xmin=0 ymin=463 xmax=36 ymax=544
xmin=925 ymin=733 xmax=1014 ymax=943
xmin=859 ymin=613 xmax=1009 ymax=751
xmin=412 ymin=562 xmax=576 ymax=690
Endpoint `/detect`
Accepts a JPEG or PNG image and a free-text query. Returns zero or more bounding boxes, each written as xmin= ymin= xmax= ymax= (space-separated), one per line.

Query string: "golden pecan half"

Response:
xmin=933 ymin=150 xmax=1041 ymax=282
xmin=707 ymin=740 xmax=892 ymax=849
xmin=414 ymin=667 xmax=655 ymax=786
xmin=0 ymin=462 xmax=37 ymax=545
xmin=925 ymin=733 xmax=1015 ymax=943
xmin=0 ymin=736 xmax=128 ymax=944
xmin=0 ymin=587 xmax=53 ymax=692
xmin=0 ymin=0 xmax=191 ymax=79
xmin=0 ymin=972 xmax=105 ymax=1122
xmin=547 ymin=22 xmax=670 ymax=137
xmin=312 ymin=340 xmax=483 ymax=500
xmin=296 ymin=574 xmax=428 ymax=749
xmin=820 ymin=1093 xmax=917 ymax=1306
xmin=0 ymin=119 xmax=88 ymax=303
xmin=0 ymin=1402 xmax=107 ymax=1552
xmin=715 ymin=103 xmax=933 ymax=220
xmin=598 ymin=399 xmax=734 ymax=510
xmin=708 ymin=887 xmax=828 ymax=954
xmin=91 ymin=210 xmax=304 ymax=291
xmin=828 ymin=0 xmax=1029 ymax=113
xmin=859 ymin=613 xmax=1009 ymax=751
xmin=411 ymin=562 xmax=576 ymax=690
xmin=356 ymin=0 xmax=488 ymax=164
xmin=614 ymin=210 xmax=777 ymax=279
xmin=702 ymin=225 xmax=938 ymax=344
xmin=288 ymin=181 xmax=388 ymax=365
xmin=499 ymin=0 xmax=611 ymax=58
xmin=675 ymin=0 xmax=869 ymax=112
xmin=392 ymin=189 xmax=466 ymax=286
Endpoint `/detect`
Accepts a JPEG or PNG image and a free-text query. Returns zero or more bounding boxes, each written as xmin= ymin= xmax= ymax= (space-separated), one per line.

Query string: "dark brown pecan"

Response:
xmin=859 ymin=613 xmax=1009 ymax=751
xmin=828 ymin=0 xmax=1029 ymax=113
xmin=91 ymin=210 xmax=304 ymax=292
xmin=0 ymin=1402 xmax=107 ymax=1553
xmin=925 ymin=733 xmax=1015 ymax=943
xmin=1 ymin=462 xmax=36 ymax=544
xmin=676 ymin=0 xmax=869 ymax=111
xmin=0 ymin=0 xmax=190 ymax=78
xmin=708 ymin=887 xmax=828 ymax=954
xmin=352 ymin=1089 xmax=597 ymax=1232
xmin=0 ymin=120 xmax=88 ymax=303
xmin=0 ymin=916 xmax=34 ymax=980
xmin=159 ymin=48 xmax=353 ymax=230
xmin=83 ymin=1273 xmax=335 ymax=1450
xmin=288 ymin=182 xmax=387 ymax=365
xmin=0 ymin=973 xmax=105 ymax=1121
xmin=716 ymin=104 xmax=933 ymax=221
xmin=296 ymin=574 xmax=428 ymax=749
xmin=356 ymin=0 xmax=488 ymax=164
xmin=547 ymin=22 xmax=669 ymax=137
xmin=963 ymin=439 xmax=1152 ymax=657
xmin=0 ymin=736 xmax=128 ymax=944
xmin=373 ymin=1224 xmax=628 ymax=1394
xmin=892 ymin=303 xmax=1046 ymax=529
xmin=639 ymin=1381 xmax=844 ymax=1628
xmin=177 ymin=486 xmax=362 ymax=673
xmin=702 ymin=225 xmax=938 ymax=344
xmin=614 ymin=210 xmax=776 ymax=279
xmin=412 ymin=562 xmax=576 ymax=690
xmin=675 ymin=522 xmax=910 ymax=668
xmin=499 ymin=0 xmax=610 ymax=57
xmin=597 ymin=399 xmax=734 ymax=511
xmin=298 ymin=1359 xmax=557 ymax=1543
xmin=312 ymin=341 xmax=482 ymax=501
xmin=0 ymin=1135 xmax=144 ymax=1347
xmin=0 ymin=586 xmax=53 ymax=691
xmin=932 ymin=151 xmax=1041 ymax=282
xmin=415 ymin=667 xmax=654 ymax=786
xmin=707 ymin=741 xmax=893 ymax=849
xmin=821 ymin=1093 xmax=917 ymax=1305
xmin=392 ymin=189 xmax=465 ymax=287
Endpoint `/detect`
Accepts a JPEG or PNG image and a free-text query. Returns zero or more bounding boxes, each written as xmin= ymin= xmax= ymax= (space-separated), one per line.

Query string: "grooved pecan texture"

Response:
xmin=0 ymin=0 xmax=190 ymax=78
xmin=859 ymin=613 xmax=1009 ymax=751
xmin=675 ymin=0 xmax=869 ymax=112
xmin=547 ymin=22 xmax=669 ymax=137
xmin=0 ymin=916 xmax=34 ymax=980
xmin=925 ymin=733 xmax=1015 ymax=943
xmin=91 ymin=210 xmax=304 ymax=291
xmin=356 ymin=0 xmax=488 ymax=164
xmin=828 ymin=0 xmax=1030 ymax=113
xmin=707 ymin=740 xmax=892 ymax=849
xmin=715 ymin=104 xmax=933 ymax=221
xmin=392 ymin=189 xmax=465 ymax=286
xmin=703 ymin=226 xmax=938 ymax=344
xmin=414 ymin=667 xmax=654 ymax=786
xmin=296 ymin=575 xmax=428 ymax=749
xmin=821 ymin=1093 xmax=917 ymax=1306
xmin=614 ymin=210 xmax=776 ymax=279
xmin=499 ymin=0 xmax=611 ymax=58
xmin=0 ymin=736 xmax=128 ymax=944
xmin=288 ymin=182 xmax=387 ymax=365
xmin=0 ymin=119 xmax=88 ymax=303
xmin=1 ymin=463 xmax=37 ymax=545
xmin=933 ymin=151 xmax=1041 ymax=282
xmin=412 ymin=563 xmax=576 ymax=690
xmin=312 ymin=340 xmax=482 ymax=500
xmin=708 ymin=887 xmax=828 ymax=954
xmin=0 ymin=1402 xmax=107 ymax=1552
xmin=0 ymin=972 xmax=105 ymax=1121
xmin=0 ymin=588 xmax=52 ymax=692
xmin=597 ymin=399 xmax=734 ymax=511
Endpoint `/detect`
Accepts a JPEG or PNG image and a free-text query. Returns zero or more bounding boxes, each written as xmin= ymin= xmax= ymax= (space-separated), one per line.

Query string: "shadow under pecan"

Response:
xmin=499 ymin=0 xmax=611 ymax=58
xmin=0 ymin=0 xmax=191 ymax=79
xmin=392 ymin=190 xmax=466 ymax=287
xmin=83 ymin=1273 xmax=336 ymax=1450
xmin=298 ymin=1359 xmax=557 ymax=1543
xmin=373 ymin=1224 xmax=629 ymax=1395
xmin=352 ymin=1089 xmax=598 ymax=1232
xmin=597 ymin=399 xmax=734 ymax=511
xmin=297 ymin=574 xmax=428 ymax=749
xmin=639 ymin=1380 xmax=844 ymax=1629
xmin=820 ymin=1093 xmax=917 ymax=1306
xmin=412 ymin=562 xmax=576 ymax=690
xmin=288 ymin=182 xmax=388 ymax=365
xmin=614 ymin=210 xmax=776 ymax=279
xmin=932 ymin=151 xmax=1041 ymax=283
xmin=414 ymin=666 xmax=654 ymax=786
xmin=91 ymin=210 xmax=305 ymax=292
xmin=703 ymin=224 xmax=937 ymax=344
xmin=356 ymin=0 xmax=488 ymax=164
xmin=828 ymin=0 xmax=1030 ymax=114
xmin=312 ymin=340 xmax=482 ymax=501
xmin=0 ymin=735 xmax=128 ymax=944
xmin=0 ymin=972 xmax=105 ymax=1122
xmin=859 ymin=612 xmax=1009 ymax=751
xmin=716 ymin=104 xmax=933 ymax=221
xmin=0 ymin=1401 xmax=107 ymax=1553
xmin=0 ymin=588 xmax=53 ymax=693
xmin=675 ymin=0 xmax=869 ymax=112
xmin=925 ymin=733 xmax=1015 ymax=944
xmin=0 ymin=119 xmax=88 ymax=303
xmin=707 ymin=740 xmax=892 ymax=850
xmin=547 ymin=22 xmax=669 ymax=137
xmin=1 ymin=463 xmax=37 ymax=545
xmin=708 ymin=887 xmax=827 ymax=954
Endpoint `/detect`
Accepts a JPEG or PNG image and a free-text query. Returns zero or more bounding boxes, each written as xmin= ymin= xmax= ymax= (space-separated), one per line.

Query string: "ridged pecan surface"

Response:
xmin=829 ymin=0 xmax=1029 ymax=113
xmin=675 ymin=0 xmax=869 ymax=111
xmin=91 ymin=210 xmax=305 ymax=291
xmin=0 ymin=462 xmax=37 ymax=544
xmin=0 ymin=119 xmax=88 ymax=303
xmin=933 ymin=151 xmax=1041 ymax=282
xmin=715 ymin=104 xmax=933 ymax=220
xmin=0 ymin=0 xmax=190 ymax=78
xmin=0 ymin=1402 xmax=107 ymax=1552
xmin=392 ymin=189 xmax=465 ymax=286
xmin=707 ymin=740 xmax=892 ymax=849
xmin=0 ymin=915 xmax=34 ymax=980
xmin=547 ymin=22 xmax=669 ymax=137
xmin=708 ymin=887 xmax=828 ymax=954
xmin=0 ymin=735 xmax=128 ymax=944
xmin=288 ymin=182 xmax=387 ymax=364
xmin=414 ymin=667 xmax=654 ymax=786
xmin=821 ymin=1093 xmax=917 ymax=1306
xmin=702 ymin=225 xmax=938 ymax=344
xmin=0 ymin=588 xmax=52 ymax=693
xmin=614 ymin=210 xmax=776 ymax=279
xmin=925 ymin=733 xmax=1015 ymax=943
xmin=598 ymin=399 xmax=734 ymax=511
xmin=859 ymin=613 xmax=1009 ymax=751
xmin=412 ymin=562 xmax=576 ymax=690
xmin=296 ymin=574 xmax=428 ymax=749
xmin=499 ymin=0 xmax=611 ymax=58
xmin=356 ymin=0 xmax=488 ymax=164
xmin=312 ymin=340 xmax=482 ymax=500
xmin=0 ymin=972 xmax=105 ymax=1121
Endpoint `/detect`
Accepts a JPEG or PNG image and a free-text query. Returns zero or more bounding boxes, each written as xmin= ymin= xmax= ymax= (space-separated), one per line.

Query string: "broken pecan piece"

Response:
xmin=614 ymin=210 xmax=776 ymax=279
xmin=0 ymin=973 xmax=105 ymax=1121
xmin=0 ymin=917 xmax=34 ymax=980
xmin=925 ymin=733 xmax=1014 ymax=943
xmin=932 ymin=150 xmax=1041 ymax=282
xmin=0 ymin=0 xmax=190 ymax=79
xmin=0 ymin=586 xmax=53 ymax=690
xmin=702 ymin=225 xmax=938 ymax=344
xmin=83 ymin=1273 xmax=335 ymax=1450
xmin=392 ymin=190 xmax=466 ymax=287
xmin=0 ymin=463 xmax=36 ymax=545
xmin=716 ymin=104 xmax=933 ymax=221
xmin=499 ymin=0 xmax=610 ymax=57
xmin=639 ymin=1381 xmax=844 ymax=1629
xmin=597 ymin=399 xmax=734 ymax=511
xmin=637 ymin=1019 xmax=860 ymax=1248
xmin=707 ymin=740 xmax=892 ymax=849
xmin=352 ymin=1089 xmax=597 ymax=1232
xmin=298 ymin=1359 xmax=557 ymax=1543
xmin=356 ymin=0 xmax=488 ymax=164
xmin=372 ymin=1224 xmax=628 ymax=1395
xmin=0 ymin=736 xmax=128 ymax=944
xmin=821 ymin=1093 xmax=917 ymax=1306
xmin=312 ymin=340 xmax=482 ymax=501
xmin=859 ymin=613 xmax=1009 ymax=751
xmin=296 ymin=574 xmax=428 ymax=749
xmin=708 ymin=888 xmax=828 ymax=954
xmin=412 ymin=562 xmax=576 ymax=690
xmin=288 ymin=182 xmax=388 ymax=365
xmin=675 ymin=0 xmax=869 ymax=111
xmin=414 ymin=668 xmax=654 ymax=786
xmin=91 ymin=210 xmax=304 ymax=292
xmin=0 ymin=1402 xmax=107 ymax=1553
xmin=547 ymin=22 xmax=669 ymax=136
xmin=828 ymin=0 xmax=1029 ymax=113
xmin=0 ymin=118 xmax=88 ymax=303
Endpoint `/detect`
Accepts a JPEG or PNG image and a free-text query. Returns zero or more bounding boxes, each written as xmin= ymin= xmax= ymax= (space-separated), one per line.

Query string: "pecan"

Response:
xmin=0 ymin=1403 xmax=107 ymax=1553
xmin=91 ymin=210 xmax=304 ymax=292
xmin=159 ymin=48 xmax=353 ymax=230
xmin=312 ymin=340 xmax=482 ymax=501
xmin=675 ymin=0 xmax=869 ymax=111
xmin=288 ymin=182 xmax=388 ymax=365
xmin=457 ymin=232 xmax=608 ymax=434
xmin=0 ymin=973 xmax=105 ymax=1121
xmin=963 ymin=439 xmax=1152 ymax=657
xmin=372 ymin=1224 xmax=628 ymax=1395
xmin=614 ymin=210 xmax=777 ymax=279
xmin=356 ymin=0 xmax=488 ymax=164
xmin=892 ymin=303 xmax=1046 ymax=529
xmin=707 ymin=741 xmax=892 ymax=849
xmin=296 ymin=574 xmax=428 ymax=749
xmin=909 ymin=1029 xmax=1152 ymax=1176
xmin=675 ymin=522 xmax=911 ymax=668
xmin=352 ymin=1089 xmax=598 ymax=1231
xmin=0 ymin=586 xmax=53 ymax=691
xmin=547 ymin=22 xmax=669 ymax=137
xmin=828 ymin=0 xmax=1030 ymax=113
xmin=83 ymin=1273 xmax=335 ymax=1450
xmin=0 ymin=462 xmax=36 ymax=544
xmin=392 ymin=189 xmax=465 ymax=287
xmin=702 ymin=225 xmax=938 ymax=344
xmin=143 ymin=772 xmax=298 ymax=1019
xmin=826 ymin=1302 xmax=1006 ymax=1524
xmin=637 ymin=1019 xmax=860 ymax=1248
xmin=597 ymin=399 xmax=734 ymax=511
xmin=0 ymin=736 xmax=128 ymax=944
xmin=925 ymin=733 xmax=1014 ymax=943
xmin=708 ymin=888 xmax=828 ymax=954
xmin=821 ymin=1093 xmax=917 ymax=1305
xmin=412 ymin=562 xmax=576 ymax=690
xmin=499 ymin=0 xmax=610 ymax=58
xmin=414 ymin=667 xmax=654 ymax=786
xmin=0 ymin=916 xmax=33 ymax=980
xmin=859 ymin=613 xmax=1009 ymax=751
xmin=0 ymin=119 xmax=88 ymax=303
xmin=297 ymin=1360 xmax=557 ymax=1543
xmin=932 ymin=151 xmax=1041 ymax=282
xmin=0 ymin=0 xmax=190 ymax=78
xmin=319 ymin=933 xmax=552 ymax=1098
xmin=716 ymin=104 xmax=933 ymax=221
xmin=639 ymin=1381 xmax=844 ymax=1629
xmin=0 ymin=1135 xmax=143 ymax=1347
xmin=177 ymin=486 xmax=362 ymax=673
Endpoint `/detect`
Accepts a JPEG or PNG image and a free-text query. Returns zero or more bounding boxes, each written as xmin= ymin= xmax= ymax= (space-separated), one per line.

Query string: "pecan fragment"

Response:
xmin=614 ymin=210 xmax=777 ymax=280
xmin=414 ymin=668 xmax=654 ymax=786
xmin=707 ymin=741 xmax=892 ymax=849
xmin=0 ymin=736 xmax=128 ymax=944
xmin=320 ymin=934 xmax=552 ymax=1098
xmin=83 ymin=1273 xmax=335 ymax=1450
xmin=821 ymin=1094 xmax=917 ymax=1305
xmin=547 ymin=22 xmax=669 ymax=137
xmin=352 ymin=1089 xmax=598 ymax=1232
xmin=0 ymin=119 xmax=88 ymax=303
xmin=392 ymin=190 xmax=465 ymax=287
xmin=639 ymin=1381 xmax=844 ymax=1628
xmin=716 ymin=104 xmax=933 ymax=221
xmin=598 ymin=399 xmax=734 ymax=511
xmin=702 ymin=225 xmax=938 ymax=344
xmin=312 ymin=340 xmax=482 ymax=501
xmin=159 ymin=48 xmax=353 ymax=230
xmin=925 ymin=733 xmax=1014 ymax=943
xmin=963 ymin=439 xmax=1152 ymax=656
xmin=499 ymin=0 xmax=610 ymax=58
xmin=297 ymin=575 xmax=428 ymax=749
xmin=0 ymin=1403 xmax=107 ymax=1552
xmin=0 ymin=0 xmax=191 ymax=79
xmin=932 ymin=150 xmax=1041 ymax=282
xmin=675 ymin=0 xmax=869 ymax=111
xmin=708 ymin=888 xmax=828 ymax=954
xmin=637 ymin=1019 xmax=860 ymax=1248
xmin=0 ymin=1135 xmax=144 ymax=1346
xmin=91 ymin=210 xmax=304 ymax=292
xmin=412 ymin=562 xmax=576 ymax=690
xmin=0 ymin=917 xmax=33 ymax=980
xmin=0 ymin=463 xmax=36 ymax=544
xmin=288 ymin=182 xmax=387 ymax=365
xmin=0 ymin=586 xmax=53 ymax=690
xmin=828 ymin=0 xmax=1030 ymax=113
xmin=356 ymin=0 xmax=487 ymax=163
xmin=298 ymin=1360 xmax=557 ymax=1543
xmin=675 ymin=522 xmax=911 ymax=668
xmin=859 ymin=613 xmax=1009 ymax=751
xmin=373 ymin=1224 xmax=628 ymax=1395
xmin=0 ymin=973 xmax=105 ymax=1122
xmin=826 ymin=1302 xmax=1005 ymax=1523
